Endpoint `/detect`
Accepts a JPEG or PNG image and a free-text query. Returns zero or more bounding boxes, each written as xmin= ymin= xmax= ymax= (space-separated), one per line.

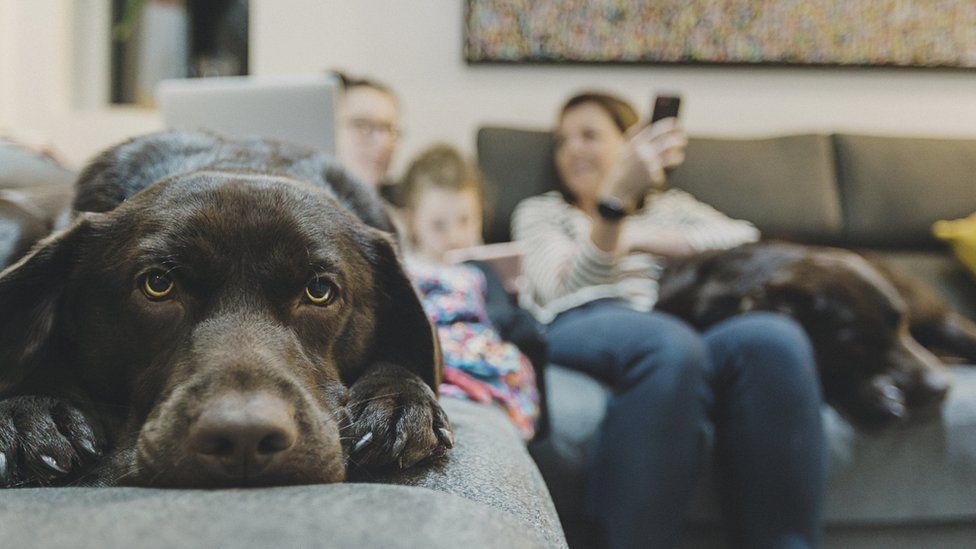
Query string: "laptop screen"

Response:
xmin=157 ymin=75 xmax=337 ymax=155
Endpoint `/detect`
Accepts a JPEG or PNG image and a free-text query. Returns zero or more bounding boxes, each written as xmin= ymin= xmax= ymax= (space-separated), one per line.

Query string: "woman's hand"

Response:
xmin=620 ymin=228 xmax=697 ymax=259
xmin=599 ymin=118 xmax=687 ymax=213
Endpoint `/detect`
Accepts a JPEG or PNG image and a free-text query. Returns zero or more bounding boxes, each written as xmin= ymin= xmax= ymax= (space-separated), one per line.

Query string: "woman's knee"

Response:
xmin=620 ymin=315 xmax=709 ymax=392
xmin=708 ymin=312 xmax=818 ymax=385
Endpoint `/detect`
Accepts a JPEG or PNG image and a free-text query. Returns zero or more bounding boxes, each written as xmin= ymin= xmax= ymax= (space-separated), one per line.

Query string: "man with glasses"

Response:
xmin=332 ymin=71 xmax=401 ymax=194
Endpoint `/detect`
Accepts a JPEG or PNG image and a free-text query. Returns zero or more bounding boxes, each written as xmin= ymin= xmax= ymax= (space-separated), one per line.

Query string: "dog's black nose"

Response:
xmin=188 ymin=392 xmax=298 ymax=479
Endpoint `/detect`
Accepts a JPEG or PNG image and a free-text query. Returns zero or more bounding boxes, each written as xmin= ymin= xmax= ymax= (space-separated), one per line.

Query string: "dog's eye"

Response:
xmin=142 ymin=270 xmax=174 ymax=300
xmin=305 ymin=276 xmax=337 ymax=305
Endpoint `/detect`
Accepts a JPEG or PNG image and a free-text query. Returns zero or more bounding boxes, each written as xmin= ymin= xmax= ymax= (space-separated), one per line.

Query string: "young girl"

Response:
xmin=399 ymin=144 xmax=543 ymax=440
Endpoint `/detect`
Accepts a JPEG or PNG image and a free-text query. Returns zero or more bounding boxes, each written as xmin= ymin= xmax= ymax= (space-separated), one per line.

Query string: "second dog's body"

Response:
xmin=657 ymin=241 xmax=976 ymax=428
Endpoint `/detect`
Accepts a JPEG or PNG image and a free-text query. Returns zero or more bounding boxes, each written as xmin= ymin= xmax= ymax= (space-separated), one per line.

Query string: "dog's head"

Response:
xmin=760 ymin=251 xmax=950 ymax=428
xmin=0 ymin=171 xmax=437 ymax=486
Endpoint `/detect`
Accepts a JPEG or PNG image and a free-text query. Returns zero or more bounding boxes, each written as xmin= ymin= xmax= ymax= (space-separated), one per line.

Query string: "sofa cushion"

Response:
xmin=0 ymin=399 xmax=566 ymax=549
xmin=477 ymin=127 xmax=558 ymax=244
xmin=0 ymin=139 xmax=75 ymax=190
xmin=834 ymin=134 xmax=976 ymax=248
xmin=372 ymin=398 xmax=566 ymax=548
xmin=816 ymin=366 xmax=976 ymax=524
xmin=666 ymin=135 xmax=844 ymax=243
xmin=534 ymin=364 xmax=976 ymax=545
xmin=476 ymin=129 xmax=844 ymax=244
xmin=0 ymin=483 xmax=550 ymax=549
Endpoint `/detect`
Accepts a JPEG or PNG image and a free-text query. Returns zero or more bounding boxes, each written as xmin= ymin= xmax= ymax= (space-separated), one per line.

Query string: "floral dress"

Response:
xmin=407 ymin=260 xmax=539 ymax=439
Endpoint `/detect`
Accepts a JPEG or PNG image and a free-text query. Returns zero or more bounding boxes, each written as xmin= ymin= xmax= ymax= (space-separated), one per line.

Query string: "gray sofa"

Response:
xmin=477 ymin=128 xmax=976 ymax=548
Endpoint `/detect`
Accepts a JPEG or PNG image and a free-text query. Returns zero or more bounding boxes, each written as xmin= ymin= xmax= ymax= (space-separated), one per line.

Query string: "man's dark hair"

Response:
xmin=328 ymin=69 xmax=396 ymax=99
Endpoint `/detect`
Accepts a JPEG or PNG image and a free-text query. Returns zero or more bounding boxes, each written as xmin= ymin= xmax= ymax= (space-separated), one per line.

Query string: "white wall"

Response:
xmin=252 ymin=0 xmax=976 ymax=174
xmin=0 ymin=0 xmax=162 ymax=167
xmin=3 ymin=1 xmax=976 ymax=170
xmin=0 ymin=0 xmax=73 ymax=134
xmin=0 ymin=0 xmax=13 ymax=125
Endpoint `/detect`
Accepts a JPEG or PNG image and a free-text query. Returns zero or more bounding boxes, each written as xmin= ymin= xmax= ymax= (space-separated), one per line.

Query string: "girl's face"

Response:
xmin=336 ymin=87 xmax=399 ymax=188
xmin=554 ymin=102 xmax=626 ymax=206
xmin=411 ymin=187 xmax=482 ymax=262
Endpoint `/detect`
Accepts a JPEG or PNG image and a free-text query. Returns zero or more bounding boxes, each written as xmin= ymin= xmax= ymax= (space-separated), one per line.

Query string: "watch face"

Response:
xmin=597 ymin=198 xmax=626 ymax=221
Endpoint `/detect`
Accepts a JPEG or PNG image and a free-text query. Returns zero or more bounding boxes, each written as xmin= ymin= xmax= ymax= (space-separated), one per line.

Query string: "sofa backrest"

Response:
xmin=476 ymin=128 xmax=976 ymax=251
xmin=834 ymin=134 xmax=976 ymax=248
xmin=477 ymin=127 xmax=558 ymax=243
xmin=477 ymin=127 xmax=844 ymax=244
xmin=667 ymin=135 xmax=843 ymax=243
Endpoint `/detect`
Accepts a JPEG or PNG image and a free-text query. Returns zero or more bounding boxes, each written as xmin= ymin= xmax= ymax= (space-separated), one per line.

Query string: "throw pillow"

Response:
xmin=934 ymin=213 xmax=976 ymax=278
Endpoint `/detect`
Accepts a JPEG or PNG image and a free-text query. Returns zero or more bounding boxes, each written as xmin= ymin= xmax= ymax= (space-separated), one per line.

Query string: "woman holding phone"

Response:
xmin=512 ymin=92 xmax=826 ymax=549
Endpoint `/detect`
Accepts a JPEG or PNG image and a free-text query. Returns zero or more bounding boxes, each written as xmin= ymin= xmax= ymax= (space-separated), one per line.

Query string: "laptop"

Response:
xmin=157 ymin=74 xmax=338 ymax=155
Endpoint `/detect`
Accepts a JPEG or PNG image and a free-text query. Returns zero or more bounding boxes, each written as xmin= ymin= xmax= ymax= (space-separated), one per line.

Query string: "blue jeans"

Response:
xmin=548 ymin=300 xmax=826 ymax=549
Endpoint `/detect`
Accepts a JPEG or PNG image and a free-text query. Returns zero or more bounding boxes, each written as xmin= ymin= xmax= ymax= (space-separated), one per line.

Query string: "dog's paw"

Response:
xmin=0 ymin=396 xmax=103 ymax=487
xmin=344 ymin=370 xmax=453 ymax=471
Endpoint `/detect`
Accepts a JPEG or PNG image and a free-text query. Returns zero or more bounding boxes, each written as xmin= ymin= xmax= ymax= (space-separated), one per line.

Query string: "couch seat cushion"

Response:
xmin=534 ymin=364 xmax=976 ymax=530
xmin=0 ymin=399 xmax=566 ymax=549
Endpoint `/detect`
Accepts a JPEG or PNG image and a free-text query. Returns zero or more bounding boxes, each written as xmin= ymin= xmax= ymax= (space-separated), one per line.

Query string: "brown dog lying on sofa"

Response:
xmin=0 ymin=132 xmax=452 ymax=488
xmin=656 ymin=241 xmax=976 ymax=429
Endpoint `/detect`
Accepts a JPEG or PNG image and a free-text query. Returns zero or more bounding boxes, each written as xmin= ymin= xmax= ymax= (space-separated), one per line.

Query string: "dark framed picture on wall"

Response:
xmin=464 ymin=0 xmax=976 ymax=68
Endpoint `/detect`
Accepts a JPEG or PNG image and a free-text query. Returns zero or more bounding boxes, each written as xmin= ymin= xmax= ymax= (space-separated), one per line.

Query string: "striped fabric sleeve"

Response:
xmin=667 ymin=192 xmax=761 ymax=251
xmin=512 ymin=196 xmax=618 ymax=306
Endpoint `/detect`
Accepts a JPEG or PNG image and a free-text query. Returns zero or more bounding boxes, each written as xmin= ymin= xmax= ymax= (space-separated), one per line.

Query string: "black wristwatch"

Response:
xmin=597 ymin=196 xmax=629 ymax=221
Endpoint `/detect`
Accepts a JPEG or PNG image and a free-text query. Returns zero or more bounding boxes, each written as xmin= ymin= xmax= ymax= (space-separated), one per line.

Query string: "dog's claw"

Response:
xmin=391 ymin=434 xmax=407 ymax=458
xmin=0 ymin=453 xmax=9 ymax=484
xmin=437 ymin=428 xmax=455 ymax=449
xmin=78 ymin=439 xmax=100 ymax=458
xmin=39 ymin=455 xmax=68 ymax=475
xmin=353 ymin=432 xmax=373 ymax=453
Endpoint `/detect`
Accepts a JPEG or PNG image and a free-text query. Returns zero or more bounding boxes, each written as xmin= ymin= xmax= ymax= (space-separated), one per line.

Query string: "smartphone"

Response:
xmin=650 ymin=95 xmax=681 ymax=123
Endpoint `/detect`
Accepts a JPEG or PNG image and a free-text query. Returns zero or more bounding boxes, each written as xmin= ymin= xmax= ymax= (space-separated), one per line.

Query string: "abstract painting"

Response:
xmin=464 ymin=0 xmax=976 ymax=68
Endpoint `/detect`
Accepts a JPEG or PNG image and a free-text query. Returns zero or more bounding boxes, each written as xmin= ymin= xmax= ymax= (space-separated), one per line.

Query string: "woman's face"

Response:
xmin=554 ymin=102 xmax=626 ymax=206
xmin=336 ymin=87 xmax=399 ymax=188
xmin=411 ymin=187 xmax=482 ymax=263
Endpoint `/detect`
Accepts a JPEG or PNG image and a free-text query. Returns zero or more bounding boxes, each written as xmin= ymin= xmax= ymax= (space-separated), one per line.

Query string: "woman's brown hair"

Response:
xmin=560 ymin=92 xmax=639 ymax=133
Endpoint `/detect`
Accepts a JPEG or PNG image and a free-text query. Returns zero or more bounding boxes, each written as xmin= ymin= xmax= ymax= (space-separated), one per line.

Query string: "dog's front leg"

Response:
xmin=343 ymin=362 xmax=453 ymax=471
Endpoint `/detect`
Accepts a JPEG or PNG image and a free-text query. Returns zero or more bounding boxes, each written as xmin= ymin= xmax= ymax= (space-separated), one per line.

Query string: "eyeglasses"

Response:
xmin=344 ymin=118 xmax=402 ymax=140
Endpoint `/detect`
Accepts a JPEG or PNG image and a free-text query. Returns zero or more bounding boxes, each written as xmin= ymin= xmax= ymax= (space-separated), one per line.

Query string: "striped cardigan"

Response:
xmin=511 ymin=189 xmax=760 ymax=323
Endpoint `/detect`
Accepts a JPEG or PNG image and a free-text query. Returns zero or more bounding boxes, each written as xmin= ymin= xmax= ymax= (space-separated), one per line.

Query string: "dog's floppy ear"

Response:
xmin=0 ymin=214 xmax=99 ymax=392
xmin=360 ymin=229 xmax=440 ymax=391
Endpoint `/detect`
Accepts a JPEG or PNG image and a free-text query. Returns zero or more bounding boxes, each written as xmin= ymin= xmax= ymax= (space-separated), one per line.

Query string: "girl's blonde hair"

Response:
xmin=399 ymin=144 xmax=485 ymax=212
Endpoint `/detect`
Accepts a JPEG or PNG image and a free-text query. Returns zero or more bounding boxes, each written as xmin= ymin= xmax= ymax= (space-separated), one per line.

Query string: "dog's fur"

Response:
xmin=0 ymin=132 xmax=452 ymax=488
xmin=657 ymin=241 xmax=976 ymax=429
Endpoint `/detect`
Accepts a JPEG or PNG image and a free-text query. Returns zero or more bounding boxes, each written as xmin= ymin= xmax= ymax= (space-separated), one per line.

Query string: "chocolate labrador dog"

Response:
xmin=0 ymin=131 xmax=452 ymax=488
xmin=657 ymin=241 xmax=976 ymax=429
